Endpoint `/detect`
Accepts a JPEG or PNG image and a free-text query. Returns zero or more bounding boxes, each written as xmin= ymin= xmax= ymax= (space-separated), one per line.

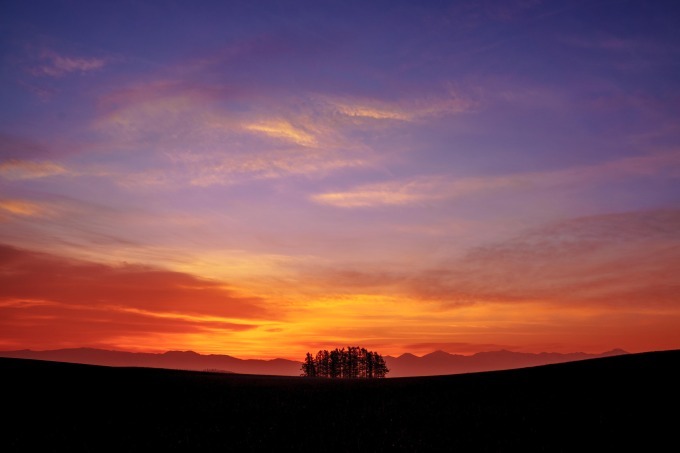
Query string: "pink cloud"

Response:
xmin=0 ymin=244 xmax=269 ymax=319
xmin=412 ymin=209 xmax=680 ymax=307
xmin=302 ymin=209 xmax=680 ymax=309
xmin=30 ymin=49 xmax=106 ymax=77
xmin=0 ymin=159 xmax=68 ymax=180
xmin=312 ymin=150 xmax=680 ymax=208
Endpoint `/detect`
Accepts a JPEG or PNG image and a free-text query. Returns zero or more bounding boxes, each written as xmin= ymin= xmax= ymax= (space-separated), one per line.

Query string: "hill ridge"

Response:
xmin=0 ymin=347 xmax=630 ymax=377
xmin=2 ymin=350 xmax=677 ymax=450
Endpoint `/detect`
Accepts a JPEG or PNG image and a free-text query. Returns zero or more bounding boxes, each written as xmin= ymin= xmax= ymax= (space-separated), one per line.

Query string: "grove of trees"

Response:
xmin=301 ymin=347 xmax=389 ymax=378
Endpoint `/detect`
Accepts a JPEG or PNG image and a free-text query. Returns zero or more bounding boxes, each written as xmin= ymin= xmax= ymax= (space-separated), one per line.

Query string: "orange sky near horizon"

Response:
xmin=1 ymin=241 xmax=678 ymax=360
xmin=1 ymin=1 xmax=679 ymax=360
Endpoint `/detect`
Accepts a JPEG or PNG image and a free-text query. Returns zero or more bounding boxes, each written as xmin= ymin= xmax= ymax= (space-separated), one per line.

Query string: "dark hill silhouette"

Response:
xmin=0 ymin=347 xmax=628 ymax=376
xmin=2 ymin=350 xmax=677 ymax=451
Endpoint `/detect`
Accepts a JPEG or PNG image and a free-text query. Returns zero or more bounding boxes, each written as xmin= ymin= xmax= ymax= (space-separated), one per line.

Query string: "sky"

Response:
xmin=1 ymin=0 xmax=679 ymax=360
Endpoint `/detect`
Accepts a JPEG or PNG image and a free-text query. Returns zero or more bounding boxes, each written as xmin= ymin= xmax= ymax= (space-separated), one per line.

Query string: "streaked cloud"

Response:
xmin=87 ymin=75 xmax=479 ymax=189
xmin=243 ymin=120 xmax=318 ymax=147
xmin=331 ymin=103 xmax=410 ymax=120
xmin=0 ymin=244 xmax=275 ymax=350
xmin=414 ymin=209 xmax=680 ymax=307
xmin=186 ymin=149 xmax=369 ymax=186
xmin=302 ymin=208 xmax=680 ymax=311
xmin=319 ymin=93 xmax=476 ymax=121
xmin=311 ymin=174 xmax=530 ymax=207
xmin=312 ymin=176 xmax=451 ymax=207
xmin=0 ymin=159 xmax=68 ymax=180
xmin=0 ymin=200 xmax=50 ymax=218
xmin=313 ymin=150 xmax=680 ymax=207
xmin=0 ymin=244 xmax=268 ymax=318
xmin=29 ymin=49 xmax=106 ymax=77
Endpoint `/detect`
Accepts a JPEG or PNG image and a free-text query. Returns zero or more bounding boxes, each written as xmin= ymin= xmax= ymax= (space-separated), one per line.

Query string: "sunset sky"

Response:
xmin=1 ymin=0 xmax=678 ymax=360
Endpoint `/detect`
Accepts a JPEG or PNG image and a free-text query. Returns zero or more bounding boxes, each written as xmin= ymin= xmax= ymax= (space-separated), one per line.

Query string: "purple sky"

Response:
xmin=1 ymin=0 xmax=678 ymax=359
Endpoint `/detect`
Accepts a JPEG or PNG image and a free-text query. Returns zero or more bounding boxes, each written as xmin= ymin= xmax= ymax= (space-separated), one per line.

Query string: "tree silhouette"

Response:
xmin=329 ymin=348 xmax=341 ymax=378
xmin=301 ymin=352 xmax=316 ymax=377
xmin=301 ymin=347 xmax=389 ymax=378
xmin=315 ymin=350 xmax=329 ymax=378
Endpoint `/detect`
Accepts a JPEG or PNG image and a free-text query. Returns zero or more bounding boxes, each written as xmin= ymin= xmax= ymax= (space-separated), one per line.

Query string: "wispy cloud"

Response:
xmin=88 ymin=74 xmax=480 ymax=188
xmin=83 ymin=89 xmax=465 ymax=190
xmin=29 ymin=49 xmax=106 ymax=77
xmin=318 ymin=92 xmax=475 ymax=121
xmin=185 ymin=149 xmax=369 ymax=186
xmin=243 ymin=120 xmax=318 ymax=147
xmin=312 ymin=176 xmax=455 ymax=207
xmin=0 ymin=199 xmax=51 ymax=218
xmin=0 ymin=159 xmax=68 ymax=180
xmin=311 ymin=174 xmax=530 ymax=207
xmin=313 ymin=150 xmax=680 ymax=207
xmin=427 ymin=209 xmax=680 ymax=307
xmin=304 ymin=208 xmax=680 ymax=310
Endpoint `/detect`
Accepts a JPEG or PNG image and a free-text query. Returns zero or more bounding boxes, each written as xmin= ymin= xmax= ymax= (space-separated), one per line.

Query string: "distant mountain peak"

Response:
xmin=163 ymin=350 xmax=200 ymax=356
xmin=423 ymin=350 xmax=452 ymax=358
xmin=384 ymin=348 xmax=633 ymax=377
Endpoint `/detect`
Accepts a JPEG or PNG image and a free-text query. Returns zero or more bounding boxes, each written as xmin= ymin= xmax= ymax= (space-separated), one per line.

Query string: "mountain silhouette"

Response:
xmin=0 ymin=348 xmax=301 ymax=376
xmin=384 ymin=348 xmax=629 ymax=377
xmin=0 ymin=347 xmax=629 ymax=376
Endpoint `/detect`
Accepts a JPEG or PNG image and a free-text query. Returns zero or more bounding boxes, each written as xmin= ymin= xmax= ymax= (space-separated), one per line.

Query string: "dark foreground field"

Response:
xmin=3 ymin=350 xmax=678 ymax=452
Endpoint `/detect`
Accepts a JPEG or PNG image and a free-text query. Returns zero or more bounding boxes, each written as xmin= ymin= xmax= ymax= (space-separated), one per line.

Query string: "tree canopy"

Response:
xmin=301 ymin=347 xmax=388 ymax=378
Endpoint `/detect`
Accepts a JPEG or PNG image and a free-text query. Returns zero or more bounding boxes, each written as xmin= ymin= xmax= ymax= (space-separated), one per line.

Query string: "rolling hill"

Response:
xmin=2 ymin=349 xmax=677 ymax=451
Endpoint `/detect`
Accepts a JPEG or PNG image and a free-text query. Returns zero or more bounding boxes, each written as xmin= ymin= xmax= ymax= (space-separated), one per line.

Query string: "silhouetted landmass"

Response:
xmin=385 ymin=348 xmax=629 ymax=377
xmin=0 ymin=347 xmax=628 ymax=376
xmin=0 ymin=348 xmax=301 ymax=376
xmin=3 ymin=350 xmax=677 ymax=451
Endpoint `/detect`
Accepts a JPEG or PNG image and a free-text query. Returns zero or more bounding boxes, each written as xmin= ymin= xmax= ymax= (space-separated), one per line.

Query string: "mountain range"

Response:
xmin=385 ymin=349 xmax=629 ymax=377
xmin=0 ymin=348 xmax=629 ymax=377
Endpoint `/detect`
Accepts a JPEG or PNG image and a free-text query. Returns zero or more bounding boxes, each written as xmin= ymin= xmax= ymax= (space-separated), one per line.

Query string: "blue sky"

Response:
xmin=1 ymin=0 xmax=678 ymax=358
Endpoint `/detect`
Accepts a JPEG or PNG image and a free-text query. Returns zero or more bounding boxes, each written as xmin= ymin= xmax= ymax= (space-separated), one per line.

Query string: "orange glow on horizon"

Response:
xmin=1 ymin=241 xmax=677 ymax=361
